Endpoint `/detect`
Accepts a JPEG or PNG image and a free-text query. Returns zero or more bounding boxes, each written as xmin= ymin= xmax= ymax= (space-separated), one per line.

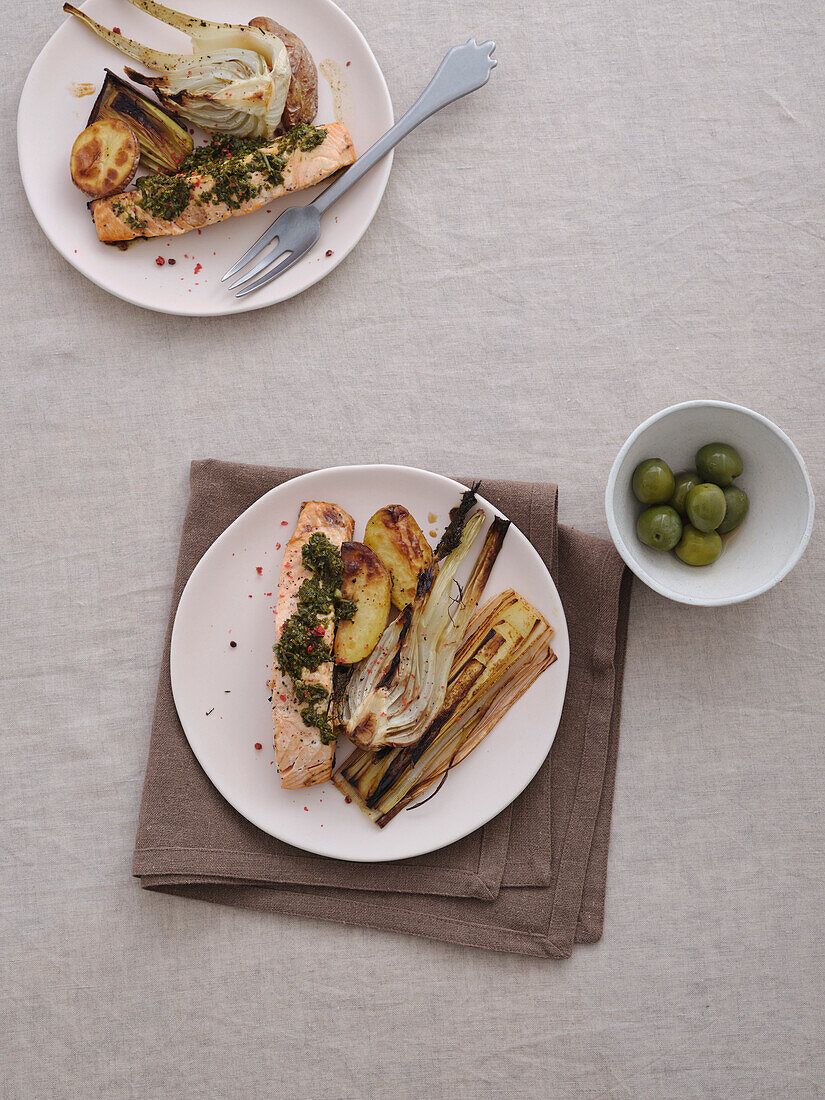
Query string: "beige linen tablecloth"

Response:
xmin=2 ymin=0 xmax=823 ymax=1093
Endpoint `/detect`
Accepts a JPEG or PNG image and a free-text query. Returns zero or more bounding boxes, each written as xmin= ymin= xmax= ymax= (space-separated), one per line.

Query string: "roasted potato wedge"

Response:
xmin=364 ymin=506 xmax=433 ymax=610
xmin=334 ymin=542 xmax=391 ymax=664
xmin=249 ymin=17 xmax=318 ymax=129
xmin=70 ymin=118 xmax=139 ymax=198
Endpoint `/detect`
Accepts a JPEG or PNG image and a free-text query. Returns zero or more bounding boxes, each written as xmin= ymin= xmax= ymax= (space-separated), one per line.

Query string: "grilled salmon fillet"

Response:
xmin=270 ymin=501 xmax=355 ymax=789
xmin=92 ymin=122 xmax=355 ymax=242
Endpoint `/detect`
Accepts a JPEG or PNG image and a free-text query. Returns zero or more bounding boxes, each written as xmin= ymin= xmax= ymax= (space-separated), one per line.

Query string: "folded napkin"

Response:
xmin=133 ymin=461 xmax=631 ymax=958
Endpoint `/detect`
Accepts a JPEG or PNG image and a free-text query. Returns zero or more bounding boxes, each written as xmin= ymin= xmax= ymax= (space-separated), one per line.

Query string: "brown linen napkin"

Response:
xmin=133 ymin=461 xmax=631 ymax=958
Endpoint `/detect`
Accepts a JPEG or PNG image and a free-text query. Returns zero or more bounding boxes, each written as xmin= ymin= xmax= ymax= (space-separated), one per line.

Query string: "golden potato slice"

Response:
xmin=363 ymin=506 xmax=433 ymax=610
xmin=70 ymin=119 xmax=139 ymax=198
xmin=334 ymin=542 xmax=391 ymax=665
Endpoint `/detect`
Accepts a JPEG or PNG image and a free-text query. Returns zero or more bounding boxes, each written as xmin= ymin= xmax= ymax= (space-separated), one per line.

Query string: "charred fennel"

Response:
xmin=342 ymin=512 xmax=510 ymax=751
xmin=64 ymin=0 xmax=291 ymax=138
xmin=334 ymin=590 xmax=557 ymax=826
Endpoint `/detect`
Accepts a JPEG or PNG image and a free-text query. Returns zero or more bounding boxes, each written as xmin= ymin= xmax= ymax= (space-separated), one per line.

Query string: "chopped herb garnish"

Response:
xmin=113 ymin=199 xmax=148 ymax=232
xmin=302 ymin=532 xmax=344 ymax=590
xmin=118 ymin=124 xmax=329 ymax=224
xmin=135 ymin=172 xmax=190 ymax=221
xmin=295 ymin=680 xmax=335 ymax=743
xmin=273 ymin=532 xmax=352 ymax=745
xmin=279 ymin=122 xmax=328 ymax=154
xmin=336 ymin=596 xmax=358 ymax=622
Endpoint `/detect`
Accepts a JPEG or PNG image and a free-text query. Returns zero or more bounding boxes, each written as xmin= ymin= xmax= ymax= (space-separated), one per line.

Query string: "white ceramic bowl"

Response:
xmin=605 ymin=401 xmax=814 ymax=606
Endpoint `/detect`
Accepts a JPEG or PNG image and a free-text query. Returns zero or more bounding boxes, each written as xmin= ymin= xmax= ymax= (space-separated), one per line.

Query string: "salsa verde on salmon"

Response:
xmin=270 ymin=501 xmax=355 ymax=789
xmin=92 ymin=121 xmax=355 ymax=242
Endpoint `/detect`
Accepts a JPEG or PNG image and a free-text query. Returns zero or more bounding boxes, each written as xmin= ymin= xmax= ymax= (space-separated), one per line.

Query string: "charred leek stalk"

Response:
xmin=435 ymin=482 xmax=480 ymax=559
xmin=88 ymin=69 xmax=193 ymax=172
xmin=334 ymin=590 xmax=557 ymax=826
xmin=64 ymin=0 xmax=291 ymax=137
xmin=342 ymin=512 xmax=510 ymax=751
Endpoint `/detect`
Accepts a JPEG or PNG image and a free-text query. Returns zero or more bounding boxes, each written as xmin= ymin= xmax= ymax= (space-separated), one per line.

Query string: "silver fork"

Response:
xmin=223 ymin=38 xmax=497 ymax=297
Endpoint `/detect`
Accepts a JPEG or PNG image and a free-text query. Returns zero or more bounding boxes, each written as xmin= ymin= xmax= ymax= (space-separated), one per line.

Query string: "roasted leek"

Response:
xmin=87 ymin=69 xmax=193 ymax=172
xmin=334 ymin=589 xmax=557 ymax=826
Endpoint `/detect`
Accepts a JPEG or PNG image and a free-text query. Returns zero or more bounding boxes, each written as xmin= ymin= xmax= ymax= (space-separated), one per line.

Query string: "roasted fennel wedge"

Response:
xmin=63 ymin=0 xmax=291 ymax=138
xmin=341 ymin=509 xmax=510 ymax=751
xmin=334 ymin=590 xmax=557 ymax=826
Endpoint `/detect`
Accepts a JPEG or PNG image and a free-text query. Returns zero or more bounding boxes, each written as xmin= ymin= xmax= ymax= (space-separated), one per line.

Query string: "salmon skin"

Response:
xmin=270 ymin=501 xmax=354 ymax=789
xmin=92 ymin=122 xmax=355 ymax=243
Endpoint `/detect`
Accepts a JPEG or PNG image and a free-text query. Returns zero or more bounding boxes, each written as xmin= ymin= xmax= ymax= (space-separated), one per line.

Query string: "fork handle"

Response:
xmin=313 ymin=38 xmax=496 ymax=215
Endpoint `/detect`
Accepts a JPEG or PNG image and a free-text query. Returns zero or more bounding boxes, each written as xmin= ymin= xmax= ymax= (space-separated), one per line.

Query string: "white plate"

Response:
xmin=605 ymin=400 xmax=815 ymax=605
xmin=17 ymin=0 xmax=393 ymax=316
xmin=170 ymin=465 xmax=570 ymax=862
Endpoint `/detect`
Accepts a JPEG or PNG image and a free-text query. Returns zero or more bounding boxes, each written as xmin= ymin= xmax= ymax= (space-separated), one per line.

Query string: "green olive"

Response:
xmin=668 ymin=471 xmax=701 ymax=517
xmin=632 ymin=458 xmax=675 ymax=504
xmin=675 ymin=524 xmax=723 ymax=566
xmin=637 ymin=505 xmax=683 ymax=551
xmin=717 ymin=485 xmax=749 ymax=534
xmin=695 ymin=442 xmax=743 ymax=487
xmin=686 ymin=483 xmax=727 ymax=532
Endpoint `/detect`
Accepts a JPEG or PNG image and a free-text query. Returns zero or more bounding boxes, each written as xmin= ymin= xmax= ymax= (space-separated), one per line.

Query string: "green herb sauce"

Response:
xmin=279 ymin=122 xmax=328 ymax=155
xmin=112 ymin=200 xmax=147 ymax=233
xmin=273 ymin=532 xmax=355 ymax=745
xmin=135 ymin=173 xmax=191 ymax=221
xmin=125 ymin=124 xmax=328 ymax=223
